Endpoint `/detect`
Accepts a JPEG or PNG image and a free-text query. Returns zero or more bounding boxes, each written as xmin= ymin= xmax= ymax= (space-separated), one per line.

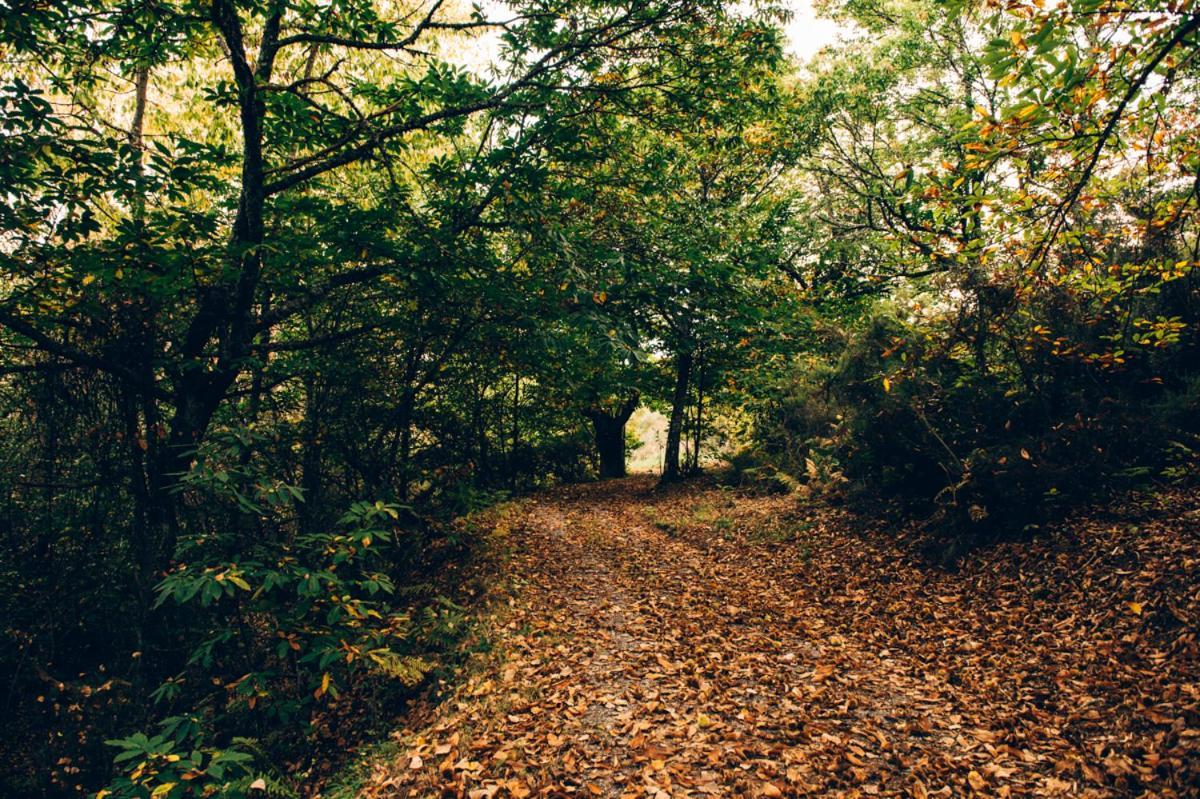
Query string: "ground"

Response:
xmin=357 ymin=477 xmax=1200 ymax=798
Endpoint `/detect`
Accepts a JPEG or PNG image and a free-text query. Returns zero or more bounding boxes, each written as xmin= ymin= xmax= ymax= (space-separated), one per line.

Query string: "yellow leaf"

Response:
xmin=82 ymin=274 xmax=96 ymax=286
xmin=1128 ymin=602 xmax=1143 ymax=615
xmin=968 ymin=770 xmax=986 ymax=791
xmin=151 ymin=784 xmax=176 ymax=798
xmin=882 ymin=377 xmax=891 ymax=393
xmin=249 ymin=778 xmax=267 ymax=791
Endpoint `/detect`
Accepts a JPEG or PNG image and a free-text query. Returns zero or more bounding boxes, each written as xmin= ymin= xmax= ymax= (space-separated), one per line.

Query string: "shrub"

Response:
xmin=755 ymin=302 xmax=1200 ymax=543
xmin=98 ymin=431 xmax=475 ymax=798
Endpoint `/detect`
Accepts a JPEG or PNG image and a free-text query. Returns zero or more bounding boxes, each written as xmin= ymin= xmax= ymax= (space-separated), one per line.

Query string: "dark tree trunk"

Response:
xmin=474 ymin=380 xmax=490 ymax=483
xmin=585 ymin=394 xmax=638 ymax=480
xmin=299 ymin=373 xmax=324 ymax=533
xmin=509 ymin=371 xmax=520 ymax=489
xmin=398 ymin=406 xmax=415 ymax=499
xmin=595 ymin=420 xmax=626 ymax=479
xmin=142 ymin=0 xmax=279 ymax=564
xmin=691 ymin=350 xmax=704 ymax=473
xmin=661 ymin=350 xmax=693 ymax=484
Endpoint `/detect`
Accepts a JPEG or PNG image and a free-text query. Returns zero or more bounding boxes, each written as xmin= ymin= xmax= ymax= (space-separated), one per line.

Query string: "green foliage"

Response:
xmin=759 ymin=297 xmax=1200 ymax=545
xmin=724 ymin=449 xmax=800 ymax=496
xmin=744 ymin=0 xmax=1200 ymax=552
xmin=2 ymin=0 xmax=799 ymax=792
xmin=5 ymin=0 xmax=1199 ymax=793
xmin=158 ymin=489 xmax=433 ymax=700
xmin=101 ymin=726 xmax=266 ymax=799
xmin=93 ymin=432 xmax=468 ymax=795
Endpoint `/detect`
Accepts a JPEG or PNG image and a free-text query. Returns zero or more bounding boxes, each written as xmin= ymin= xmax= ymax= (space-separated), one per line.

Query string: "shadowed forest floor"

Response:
xmin=357 ymin=477 xmax=1200 ymax=799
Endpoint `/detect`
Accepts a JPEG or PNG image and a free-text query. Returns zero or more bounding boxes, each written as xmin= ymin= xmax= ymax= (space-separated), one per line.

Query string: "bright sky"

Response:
xmin=449 ymin=1 xmax=844 ymax=73
xmin=784 ymin=0 xmax=842 ymax=60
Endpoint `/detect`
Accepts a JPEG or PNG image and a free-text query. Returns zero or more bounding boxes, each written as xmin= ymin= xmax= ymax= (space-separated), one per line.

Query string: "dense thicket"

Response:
xmin=2 ymin=0 xmax=1199 ymax=797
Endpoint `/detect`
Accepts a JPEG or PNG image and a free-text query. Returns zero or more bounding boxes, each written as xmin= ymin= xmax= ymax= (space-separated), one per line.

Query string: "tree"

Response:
xmin=1 ymin=0 xmax=741 ymax=573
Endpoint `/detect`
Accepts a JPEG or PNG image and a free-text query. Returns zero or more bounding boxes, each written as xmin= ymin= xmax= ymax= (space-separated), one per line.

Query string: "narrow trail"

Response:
xmin=363 ymin=477 xmax=1200 ymax=798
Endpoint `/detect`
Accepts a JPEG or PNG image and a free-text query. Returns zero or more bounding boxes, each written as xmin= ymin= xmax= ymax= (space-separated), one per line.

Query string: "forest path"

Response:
xmin=362 ymin=477 xmax=1200 ymax=799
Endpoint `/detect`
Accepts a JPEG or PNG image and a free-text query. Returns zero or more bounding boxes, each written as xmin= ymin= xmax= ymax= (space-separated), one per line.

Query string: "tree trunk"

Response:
xmin=661 ymin=350 xmax=693 ymax=484
xmin=691 ymin=351 xmax=704 ymax=474
xmin=585 ymin=394 xmax=638 ymax=480
xmin=298 ymin=373 xmax=324 ymax=533
xmin=398 ymin=404 xmax=415 ymax=500
xmin=143 ymin=0 xmax=277 ymax=561
xmin=509 ymin=370 xmax=520 ymax=489
xmin=594 ymin=417 xmax=625 ymax=479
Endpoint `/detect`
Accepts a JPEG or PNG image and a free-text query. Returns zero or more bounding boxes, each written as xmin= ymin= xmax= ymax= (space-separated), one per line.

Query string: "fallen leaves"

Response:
xmin=359 ymin=478 xmax=1200 ymax=798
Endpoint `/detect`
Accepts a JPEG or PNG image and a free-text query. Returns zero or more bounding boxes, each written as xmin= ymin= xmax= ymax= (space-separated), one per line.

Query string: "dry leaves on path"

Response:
xmin=357 ymin=477 xmax=1200 ymax=798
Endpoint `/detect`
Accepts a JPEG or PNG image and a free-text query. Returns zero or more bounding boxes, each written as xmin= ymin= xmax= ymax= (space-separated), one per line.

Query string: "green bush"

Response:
xmin=756 ymin=303 xmax=1200 ymax=544
xmin=100 ymin=725 xmax=266 ymax=799
xmin=724 ymin=448 xmax=798 ymax=495
xmin=95 ymin=430 xmax=477 ymax=799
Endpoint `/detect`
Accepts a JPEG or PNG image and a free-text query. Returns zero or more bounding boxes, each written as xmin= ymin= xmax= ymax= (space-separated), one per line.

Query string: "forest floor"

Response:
xmin=356 ymin=476 xmax=1200 ymax=799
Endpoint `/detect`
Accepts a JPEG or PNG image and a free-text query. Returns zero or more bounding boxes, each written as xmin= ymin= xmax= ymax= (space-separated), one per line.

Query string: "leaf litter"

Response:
xmin=357 ymin=477 xmax=1200 ymax=798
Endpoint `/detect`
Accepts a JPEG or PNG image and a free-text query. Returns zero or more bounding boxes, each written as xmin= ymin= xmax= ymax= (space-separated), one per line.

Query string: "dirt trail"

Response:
xmin=362 ymin=477 xmax=1200 ymax=798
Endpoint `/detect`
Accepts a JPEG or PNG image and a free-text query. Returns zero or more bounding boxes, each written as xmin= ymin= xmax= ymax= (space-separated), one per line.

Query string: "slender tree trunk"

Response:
xmin=661 ymin=351 xmax=693 ymax=484
xmin=691 ymin=351 xmax=704 ymax=473
xmin=509 ymin=370 xmax=520 ymax=488
xmin=122 ymin=63 xmax=155 ymax=582
xmin=974 ymin=308 xmax=988 ymax=374
xmin=299 ymin=373 xmax=323 ymax=533
xmin=397 ymin=402 xmax=415 ymax=500
xmin=129 ymin=65 xmax=149 ymax=223
xmin=474 ymin=380 xmax=490 ymax=483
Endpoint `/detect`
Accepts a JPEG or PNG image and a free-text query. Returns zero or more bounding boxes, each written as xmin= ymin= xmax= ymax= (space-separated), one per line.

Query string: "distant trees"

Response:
xmin=517 ymin=21 xmax=802 ymax=482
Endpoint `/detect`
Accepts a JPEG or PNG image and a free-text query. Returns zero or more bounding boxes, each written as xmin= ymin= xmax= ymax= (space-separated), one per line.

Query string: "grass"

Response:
xmin=750 ymin=519 xmax=814 ymax=545
xmin=641 ymin=507 xmax=679 ymax=536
